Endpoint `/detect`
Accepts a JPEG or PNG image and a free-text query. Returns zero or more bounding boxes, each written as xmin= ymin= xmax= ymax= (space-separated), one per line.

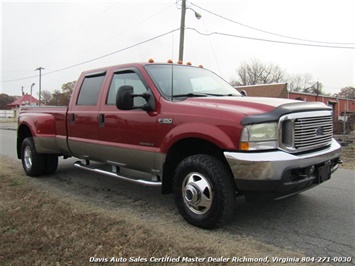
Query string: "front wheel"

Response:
xmin=173 ymin=154 xmax=236 ymax=229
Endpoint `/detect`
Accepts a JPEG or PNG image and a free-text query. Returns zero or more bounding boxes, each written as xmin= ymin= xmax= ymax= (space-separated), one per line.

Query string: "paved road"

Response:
xmin=1 ymin=128 xmax=354 ymax=262
xmin=0 ymin=128 xmax=17 ymax=159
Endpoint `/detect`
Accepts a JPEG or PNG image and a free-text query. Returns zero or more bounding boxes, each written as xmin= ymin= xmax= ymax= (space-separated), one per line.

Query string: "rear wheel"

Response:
xmin=21 ymin=137 xmax=46 ymax=177
xmin=173 ymin=154 xmax=235 ymax=229
xmin=45 ymin=155 xmax=58 ymax=175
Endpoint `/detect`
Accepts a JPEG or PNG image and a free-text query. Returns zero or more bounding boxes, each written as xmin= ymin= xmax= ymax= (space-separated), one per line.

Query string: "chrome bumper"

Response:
xmin=224 ymin=139 xmax=341 ymax=200
xmin=224 ymin=139 xmax=341 ymax=182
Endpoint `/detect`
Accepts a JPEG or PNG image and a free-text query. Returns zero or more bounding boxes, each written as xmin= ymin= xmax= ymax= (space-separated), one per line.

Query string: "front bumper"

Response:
xmin=224 ymin=139 xmax=342 ymax=201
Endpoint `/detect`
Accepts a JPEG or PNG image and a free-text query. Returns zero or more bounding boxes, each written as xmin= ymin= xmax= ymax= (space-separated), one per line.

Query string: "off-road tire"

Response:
xmin=173 ymin=154 xmax=235 ymax=229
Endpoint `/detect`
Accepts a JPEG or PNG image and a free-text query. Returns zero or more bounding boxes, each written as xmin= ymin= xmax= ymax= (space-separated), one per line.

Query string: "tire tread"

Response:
xmin=173 ymin=154 xmax=235 ymax=229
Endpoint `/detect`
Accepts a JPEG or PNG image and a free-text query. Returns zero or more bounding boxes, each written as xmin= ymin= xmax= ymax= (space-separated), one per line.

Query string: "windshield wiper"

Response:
xmin=203 ymin=93 xmax=240 ymax=97
xmin=172 ymin=92 xmax=240 ymax=98
xmin=172 ymin=93 xmax=208 ymax=98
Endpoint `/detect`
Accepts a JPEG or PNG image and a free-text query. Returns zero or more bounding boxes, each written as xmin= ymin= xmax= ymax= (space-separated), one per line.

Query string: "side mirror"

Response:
xmin=116 ymin=85 xmax=134 ymax=110
xmin=240 ymin=90 xmax=247 ymax=97
xmin=116 ymin=85 xmax=155 ymax=111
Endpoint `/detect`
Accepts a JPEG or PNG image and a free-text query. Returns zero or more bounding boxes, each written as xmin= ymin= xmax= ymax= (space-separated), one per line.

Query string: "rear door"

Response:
xmin=67 ymin=71 xmax=107 ymax=160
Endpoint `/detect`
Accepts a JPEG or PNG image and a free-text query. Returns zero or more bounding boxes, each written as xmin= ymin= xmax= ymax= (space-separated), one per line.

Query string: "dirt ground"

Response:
xmin=0 ymin=155 xmax=312 ymax=266
xmin=335 ymin=132 xmax=355 ymax=170
xmin=0 ymin=122 xmax=353 ymax=265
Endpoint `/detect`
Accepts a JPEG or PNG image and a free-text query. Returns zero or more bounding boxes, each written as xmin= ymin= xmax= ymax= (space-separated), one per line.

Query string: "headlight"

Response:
xmin=240 ymin=122 xmax=278 ymax=151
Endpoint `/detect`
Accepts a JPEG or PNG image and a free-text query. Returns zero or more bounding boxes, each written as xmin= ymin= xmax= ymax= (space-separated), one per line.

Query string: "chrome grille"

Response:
xmin=294 ymin=116 xmax=332 ymax=149
xmin=279 ymin=111 xmax=333 ymax=153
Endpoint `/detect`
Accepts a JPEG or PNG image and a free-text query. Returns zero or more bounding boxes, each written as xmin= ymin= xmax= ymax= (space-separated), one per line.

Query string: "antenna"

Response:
xmin=171 ymin=61 xmax=174 ymax=100
xmin=171 ymin=27 xmax=175 ymax=101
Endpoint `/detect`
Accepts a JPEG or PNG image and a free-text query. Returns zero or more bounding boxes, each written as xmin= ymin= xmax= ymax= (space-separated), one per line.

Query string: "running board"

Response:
xmin=73 ymin=162 xmax=162 ymax=187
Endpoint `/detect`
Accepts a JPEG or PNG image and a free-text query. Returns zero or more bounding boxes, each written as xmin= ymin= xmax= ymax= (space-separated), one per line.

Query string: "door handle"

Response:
xmin=70 ymin=113 xmax=75 ymax=125
xmin=99 ymin=114 xmax=105 ymax=127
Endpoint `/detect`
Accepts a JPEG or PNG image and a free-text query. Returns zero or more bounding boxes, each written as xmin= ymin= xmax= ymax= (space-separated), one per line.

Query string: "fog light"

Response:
xmin=309 ymin=165 xmax=315 ymax=175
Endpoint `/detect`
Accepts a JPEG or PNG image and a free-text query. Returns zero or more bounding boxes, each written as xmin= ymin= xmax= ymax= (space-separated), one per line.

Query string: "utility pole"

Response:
xmin=343 ymin=98 xmax=348 ymax=139
xmin=178 ymin=0 xmax=201 ymax=63
xmin=178 ymin=0 xmax=187 ymax=63
xmin=35 ymin=67 xmax=44 ymax=106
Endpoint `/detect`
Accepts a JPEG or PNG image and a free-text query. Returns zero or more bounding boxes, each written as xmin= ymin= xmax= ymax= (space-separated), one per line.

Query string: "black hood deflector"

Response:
xmin=240 ymin=102 xmax=332 ymax=125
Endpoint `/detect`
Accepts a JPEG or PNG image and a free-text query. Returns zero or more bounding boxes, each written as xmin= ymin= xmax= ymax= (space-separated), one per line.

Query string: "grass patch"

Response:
xmin=0 ymin=156 xmax=306 ymax=265
xmin=9 ymin=179 xmax=23 ymax=187
xmin=340 ymin=141 xmax=355 ymax=170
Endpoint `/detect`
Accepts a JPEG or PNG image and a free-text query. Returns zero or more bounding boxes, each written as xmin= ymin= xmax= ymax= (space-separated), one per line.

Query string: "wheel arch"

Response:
xmin=17 ymin=124 xmax=33 ymax=159
xmin=161 ymin=137 xmax=233 ymax=194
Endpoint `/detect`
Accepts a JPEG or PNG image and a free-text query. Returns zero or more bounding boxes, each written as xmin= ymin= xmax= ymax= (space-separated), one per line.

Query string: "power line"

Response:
xmin=190 ymin=2 xmax=355 ymax=46
xmin=1 ymin=28 xmax=180 ymax=83
xmin=44 ymin=2 xmax=176 ymax=69
xmin=186 ymin=27 xmax=355 ymax=49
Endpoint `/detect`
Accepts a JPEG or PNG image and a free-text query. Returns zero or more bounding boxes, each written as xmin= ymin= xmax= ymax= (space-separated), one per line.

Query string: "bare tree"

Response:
xmin=0 ymin=93 xmax=16 ymax=109
xmin=48 ymin=90 xmax=65 ymax=106
xmin=231 ymin=59 xmax=286 ymax=86
xmin=334 ymin=86 xmax=355 ymax=99
xmin=62 ymin=81 xmax=76 ymax=97
xmin=40 ymin=90 xmax=52 ymax=105
xmin=287 ymin=73 xmax=314 ymax=92
xmin=303 ymin=81 xmax=322 ymax=95
xmin=61 ymin=81 xmax=76 ymax=105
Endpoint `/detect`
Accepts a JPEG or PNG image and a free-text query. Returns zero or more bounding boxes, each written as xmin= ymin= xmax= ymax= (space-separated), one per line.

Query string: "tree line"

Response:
xmin=231 ymin=59 xmax=354 ymax=98
xmin=0 ymin=81 xmax=76 ymax=109
xmin=40 ymin=81 xmax=76 ymax=106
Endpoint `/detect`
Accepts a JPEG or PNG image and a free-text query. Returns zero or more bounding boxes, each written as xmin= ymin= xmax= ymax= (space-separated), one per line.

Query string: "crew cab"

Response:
xmin=17 ymin=61 xmax=342 ymax=229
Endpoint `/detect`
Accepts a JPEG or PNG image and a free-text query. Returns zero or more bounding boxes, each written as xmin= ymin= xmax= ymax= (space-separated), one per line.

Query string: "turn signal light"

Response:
xmin=240 ymin=142 xmax=249 ymax=151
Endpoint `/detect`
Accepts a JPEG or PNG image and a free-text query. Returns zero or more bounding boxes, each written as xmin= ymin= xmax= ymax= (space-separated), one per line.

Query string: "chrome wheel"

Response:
xmin=24 ymin=145 xmax=32 ymax=170
xmin=174 ymin=155 xmax=235 ymax=229
xmin=182 ymin=172 xmax=213 ymax=215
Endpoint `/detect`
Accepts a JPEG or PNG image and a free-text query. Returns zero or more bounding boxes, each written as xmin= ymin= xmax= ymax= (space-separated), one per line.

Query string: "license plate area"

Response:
xmin=316 ymin=164 xmax=331 ymax=184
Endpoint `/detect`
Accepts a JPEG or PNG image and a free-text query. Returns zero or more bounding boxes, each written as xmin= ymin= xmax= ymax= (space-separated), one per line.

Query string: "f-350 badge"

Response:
xmin=159 ymin=118 xmax=173 ymax=125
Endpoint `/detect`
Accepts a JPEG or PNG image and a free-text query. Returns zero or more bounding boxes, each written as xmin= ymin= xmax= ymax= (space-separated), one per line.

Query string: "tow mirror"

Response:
xmin=116 ymin=85 xmax=134 ymax=110
xmin=116 ymin=85 xmax=155 ymax=111
xmin=240 ymin=90 xmax=247 ymax=97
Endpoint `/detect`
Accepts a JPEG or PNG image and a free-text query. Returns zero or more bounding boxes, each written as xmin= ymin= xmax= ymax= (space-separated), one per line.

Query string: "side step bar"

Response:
xmin=73 ymin=162 xmax=162 ymax=187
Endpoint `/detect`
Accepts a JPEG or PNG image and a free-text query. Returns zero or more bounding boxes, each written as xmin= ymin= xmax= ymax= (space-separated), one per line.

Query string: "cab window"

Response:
xmin=107 ymin=71 xmax=147 ymax=106
xmin=77 ymin=74 xmax=105 ymax=106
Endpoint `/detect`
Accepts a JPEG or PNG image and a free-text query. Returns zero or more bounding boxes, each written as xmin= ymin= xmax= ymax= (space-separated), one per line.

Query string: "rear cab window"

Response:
xmin=77 ymin=72 xmax=106 ymax=106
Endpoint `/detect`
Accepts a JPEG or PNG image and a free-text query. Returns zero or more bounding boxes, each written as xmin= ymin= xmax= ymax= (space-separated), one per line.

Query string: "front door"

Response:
xmin=98 ymin=69 xmax=157 ymax=173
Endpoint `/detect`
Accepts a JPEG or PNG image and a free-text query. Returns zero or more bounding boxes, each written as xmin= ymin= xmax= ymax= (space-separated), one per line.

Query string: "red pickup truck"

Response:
xmin=17 ymin=61 xmax=341 ymax=229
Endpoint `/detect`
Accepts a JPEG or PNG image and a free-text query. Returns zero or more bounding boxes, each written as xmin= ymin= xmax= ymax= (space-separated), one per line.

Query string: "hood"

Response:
xmin=178 ymin=96 xmax=331 ymax=124
xmin=183 ymin=96 xmax=298 ymax=116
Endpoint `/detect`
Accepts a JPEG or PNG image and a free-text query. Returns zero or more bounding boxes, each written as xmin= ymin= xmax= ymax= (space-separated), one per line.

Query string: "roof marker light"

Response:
xmin=177 ymin=60 xmax=183 ymax=64
xmin=148 ymin=58 xmax=154 ymax=63
xmin=186 ymin=62 xmax=192 ymax=65
xmin=167 ymin=59 xmax=173 ymax=63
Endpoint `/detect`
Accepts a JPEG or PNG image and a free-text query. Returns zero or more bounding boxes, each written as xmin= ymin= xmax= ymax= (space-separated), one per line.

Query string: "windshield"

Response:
xmin=145 ymin=64 xmax=241 ymax=99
